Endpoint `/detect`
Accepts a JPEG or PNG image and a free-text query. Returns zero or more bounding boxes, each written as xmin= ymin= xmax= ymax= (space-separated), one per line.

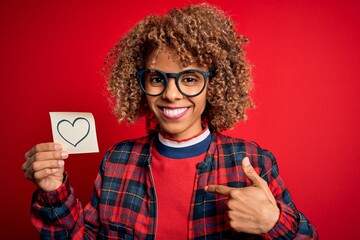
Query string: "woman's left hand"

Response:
xmin=205 ymin=157 xmax=280 ymax=234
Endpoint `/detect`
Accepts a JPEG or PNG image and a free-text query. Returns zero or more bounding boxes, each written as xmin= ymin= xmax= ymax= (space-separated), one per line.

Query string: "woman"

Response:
xmin=22 ymin=3 xmax=317 ymax=239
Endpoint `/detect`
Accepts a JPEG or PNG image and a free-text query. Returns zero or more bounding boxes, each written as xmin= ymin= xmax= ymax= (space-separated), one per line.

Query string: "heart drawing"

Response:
xmin=57 ymin=117 xmax=90 ymax=147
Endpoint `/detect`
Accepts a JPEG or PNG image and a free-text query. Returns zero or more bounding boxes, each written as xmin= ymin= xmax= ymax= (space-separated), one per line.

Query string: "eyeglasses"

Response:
xmin=137 ymin=69 xmax=213 ymax=97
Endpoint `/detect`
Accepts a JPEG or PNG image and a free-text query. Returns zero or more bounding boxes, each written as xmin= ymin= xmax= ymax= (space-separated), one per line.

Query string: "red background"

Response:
xmin=1 ymin=0 xmax=359 ymax=239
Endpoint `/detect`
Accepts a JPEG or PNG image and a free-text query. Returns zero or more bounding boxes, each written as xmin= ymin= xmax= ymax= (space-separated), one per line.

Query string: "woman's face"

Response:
xmin=145 ymin=48 xmax=209 ymax=140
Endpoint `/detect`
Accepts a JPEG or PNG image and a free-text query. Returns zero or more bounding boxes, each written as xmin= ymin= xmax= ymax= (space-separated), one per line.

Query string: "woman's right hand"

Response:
xmin=22 ymin=143 xmax=69 ymax=192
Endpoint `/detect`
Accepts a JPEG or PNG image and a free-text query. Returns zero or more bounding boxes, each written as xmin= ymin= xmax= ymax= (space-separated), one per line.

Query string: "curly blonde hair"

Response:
xmin=105 ymin=3 xmax=254 ymax=133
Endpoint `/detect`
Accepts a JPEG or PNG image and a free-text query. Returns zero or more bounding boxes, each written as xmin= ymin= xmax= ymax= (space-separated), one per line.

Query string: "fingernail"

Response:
xmin=61 ymin=152 xmax=68 ymax=159
xmin=54 ymin=143 xmax=63 ymax=150
xmin=52 ymin=168 xmax=59 ymax=173
xmin=58 ymin=160 xmax=65 ymax=166
xmin=243 ymin=157 xmax=250 ymax=166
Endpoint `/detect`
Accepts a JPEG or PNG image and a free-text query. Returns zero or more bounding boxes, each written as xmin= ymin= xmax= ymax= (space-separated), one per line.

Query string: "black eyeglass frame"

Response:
xmin=137 ymin=69 xmax=213 ymax=97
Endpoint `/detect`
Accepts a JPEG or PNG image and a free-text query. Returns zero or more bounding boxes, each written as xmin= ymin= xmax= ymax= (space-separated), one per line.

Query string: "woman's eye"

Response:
xmin=183 ymin=77 xmax=197 ymax=83
xmin=180 ymin=74 xmax=202 ymax=85
xmin=150 ymin=77 xmax=165 ymax=84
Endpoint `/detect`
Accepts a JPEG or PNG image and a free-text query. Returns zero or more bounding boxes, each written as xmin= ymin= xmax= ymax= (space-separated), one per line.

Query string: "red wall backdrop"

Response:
xmin=1 ymin=0 xmax=359 ymax=239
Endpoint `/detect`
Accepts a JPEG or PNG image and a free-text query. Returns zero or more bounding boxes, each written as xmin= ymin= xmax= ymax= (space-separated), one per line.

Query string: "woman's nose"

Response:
xmin=161 ymin=78 xmax=183 ymax=101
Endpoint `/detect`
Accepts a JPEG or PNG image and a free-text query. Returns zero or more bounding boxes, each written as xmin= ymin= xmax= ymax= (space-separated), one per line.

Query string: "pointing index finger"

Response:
xmin=205 ymin=185 xmax=233 ymax=196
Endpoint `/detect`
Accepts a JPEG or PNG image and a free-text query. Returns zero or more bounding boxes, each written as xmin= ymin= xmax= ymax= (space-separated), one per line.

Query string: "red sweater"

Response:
xmin=152 ymin=148 xmax=206 ymax=239
xmin=151 ymin=129 xmax=211 ymax=239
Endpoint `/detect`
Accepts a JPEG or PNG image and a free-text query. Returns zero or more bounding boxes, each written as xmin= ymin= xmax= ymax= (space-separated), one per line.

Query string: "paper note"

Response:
xmin=49 ymin=112 xmax=99 ymax=154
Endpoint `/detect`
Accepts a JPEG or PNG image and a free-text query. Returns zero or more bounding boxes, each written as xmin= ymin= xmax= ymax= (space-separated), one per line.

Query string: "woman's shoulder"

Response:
xmin=212 ymin=131 xmax=276 ymax=161
xmin=110 ymin=134 xmax=153 ymax=151
xmin=101 ymin=134 xmax=155 ymax=165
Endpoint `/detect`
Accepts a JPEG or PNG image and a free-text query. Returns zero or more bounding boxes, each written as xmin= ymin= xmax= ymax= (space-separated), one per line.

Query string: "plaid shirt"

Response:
xmin=31 ymin=132 xmax=318 ymax=239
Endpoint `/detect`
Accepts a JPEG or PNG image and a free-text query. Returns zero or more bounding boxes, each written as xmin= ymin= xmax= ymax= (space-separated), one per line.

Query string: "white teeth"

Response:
xmin=163 ymin=107 xmax=187 ymax=117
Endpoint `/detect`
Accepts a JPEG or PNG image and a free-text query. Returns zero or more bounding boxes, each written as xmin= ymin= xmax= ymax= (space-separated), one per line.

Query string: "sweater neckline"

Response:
xmin=155 ymin=128 xmax=211 ymax=159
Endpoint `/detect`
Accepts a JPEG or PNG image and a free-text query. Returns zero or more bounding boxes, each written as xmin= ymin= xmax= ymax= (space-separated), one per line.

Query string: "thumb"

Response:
xmin=242 ymin=157 xmax=261 ymax=185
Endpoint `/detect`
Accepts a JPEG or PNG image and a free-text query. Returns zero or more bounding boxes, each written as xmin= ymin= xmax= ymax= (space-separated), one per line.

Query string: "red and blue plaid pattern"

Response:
xmin=31 ymin=132 xmax=318 ymax=239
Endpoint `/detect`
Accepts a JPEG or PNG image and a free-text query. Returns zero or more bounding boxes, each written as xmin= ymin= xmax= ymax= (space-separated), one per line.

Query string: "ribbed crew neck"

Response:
xmin=155 ymin=128 xmax=211 ymax=159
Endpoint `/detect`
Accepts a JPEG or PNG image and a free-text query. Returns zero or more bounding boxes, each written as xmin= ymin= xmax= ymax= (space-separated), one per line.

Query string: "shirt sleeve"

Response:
xmin=259 ymin=150 xmax=318 ymax=240
xmin=30 ymin=159 xmax=105 ymax=239
xmin=30 ymin=172 xmax=85 ymax=239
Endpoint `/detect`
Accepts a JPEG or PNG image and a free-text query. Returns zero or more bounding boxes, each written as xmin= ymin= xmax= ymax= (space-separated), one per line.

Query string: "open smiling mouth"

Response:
xmin=160 ymin=107 xmax=189 ymax=119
